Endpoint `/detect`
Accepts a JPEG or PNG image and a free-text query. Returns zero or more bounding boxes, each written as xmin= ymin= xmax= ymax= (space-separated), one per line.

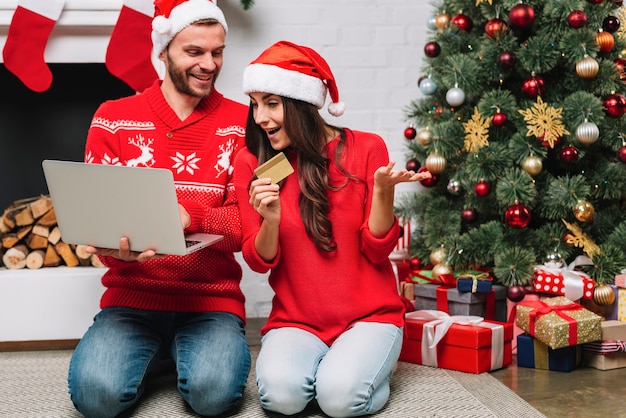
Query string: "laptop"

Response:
xmin=42 ymin=160 xmax=224 ymax=256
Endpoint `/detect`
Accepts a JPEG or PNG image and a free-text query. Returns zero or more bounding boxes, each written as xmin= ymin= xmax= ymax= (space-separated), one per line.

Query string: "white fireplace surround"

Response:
xmin=0 ymin=0 xmax=158 ymax=63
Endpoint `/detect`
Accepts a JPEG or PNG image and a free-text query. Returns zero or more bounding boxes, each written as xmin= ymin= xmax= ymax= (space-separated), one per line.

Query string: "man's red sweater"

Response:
xmin=84 ymin=81 xmax=248 ymax=319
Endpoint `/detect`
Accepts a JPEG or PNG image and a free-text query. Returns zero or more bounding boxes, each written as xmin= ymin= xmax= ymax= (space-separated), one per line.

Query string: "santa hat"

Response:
xmin=242 ymin=41 xmax=346 ymax=117
xmin=151 ymin=0 xmax=228 ymax=79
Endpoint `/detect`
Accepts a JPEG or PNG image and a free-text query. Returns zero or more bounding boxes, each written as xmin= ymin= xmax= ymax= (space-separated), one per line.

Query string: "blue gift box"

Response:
xmin=517 ymin=333 xmax=580 ymax=372
xmin=457 ymin=277 xmax=492 ymax=293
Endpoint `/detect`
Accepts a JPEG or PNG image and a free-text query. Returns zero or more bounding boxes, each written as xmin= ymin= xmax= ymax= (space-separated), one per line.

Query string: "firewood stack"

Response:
xmin=1 ymin=195 xmax=104 ymax=269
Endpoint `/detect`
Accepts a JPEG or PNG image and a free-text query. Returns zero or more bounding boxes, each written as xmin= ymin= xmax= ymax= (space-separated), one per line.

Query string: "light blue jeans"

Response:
xmin=256 ymin=322 xmax=403 ymax=418
xmin=67 ymin=307 xmax=251 ymax=418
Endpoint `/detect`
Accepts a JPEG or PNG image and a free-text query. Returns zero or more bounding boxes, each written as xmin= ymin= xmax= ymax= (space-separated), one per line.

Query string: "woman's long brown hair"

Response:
xmin=245 ymin=97 xmax=360 ymax=251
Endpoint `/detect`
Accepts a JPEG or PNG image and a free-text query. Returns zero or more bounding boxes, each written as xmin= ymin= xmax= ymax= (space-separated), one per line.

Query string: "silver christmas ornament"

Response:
xmin=576 ymin=120 xmax=600 ymax=145
xmin=427 ymin=15 xmax=437 ymax=30
xmin=446 ymin=86 xmax=465 ymax=107
xmin=447 ymin=179 xmax=461 ymax=195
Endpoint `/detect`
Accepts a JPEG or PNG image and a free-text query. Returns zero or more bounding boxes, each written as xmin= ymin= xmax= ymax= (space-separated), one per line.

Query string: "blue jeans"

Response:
xmin=256 ymin=322 xmax=403 ymax=418
xmin=68 ymin=308 xmax=251 ymax=418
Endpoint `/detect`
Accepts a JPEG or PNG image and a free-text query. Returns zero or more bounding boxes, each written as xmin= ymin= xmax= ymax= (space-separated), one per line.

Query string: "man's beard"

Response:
xmin=166 ymin=54 xmax=216 ymax=98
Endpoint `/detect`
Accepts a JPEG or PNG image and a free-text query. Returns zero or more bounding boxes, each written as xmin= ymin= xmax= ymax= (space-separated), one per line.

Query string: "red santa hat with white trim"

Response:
xmin=151 ymin=0 xmax=228 ymax=79
xmin=242 ymin=41 xmax=346 ymax=117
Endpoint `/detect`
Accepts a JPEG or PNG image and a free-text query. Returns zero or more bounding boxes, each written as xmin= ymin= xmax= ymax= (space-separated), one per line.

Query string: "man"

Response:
xmin=67 ymin=1 xmax=250 ymax=416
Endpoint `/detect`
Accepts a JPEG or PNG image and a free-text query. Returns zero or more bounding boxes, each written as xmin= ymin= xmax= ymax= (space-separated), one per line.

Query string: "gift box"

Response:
xmin=583 ymin=321 xmax=626 ymax=370
xmin=532 ymin=266 xmax=594 ymax=300
xmin=399 ymin=310 xmax=513 ymax=374
xmin=456 ymin=271 xmax=492 ymax=293
xmin=614 ymin=270 xmax=626 ymax=288
xmin=516 ymin=333 xmax=580 ymax=372
xmin=413 ymin=283 xmax=507 ymax=322
xmin=515 ymin=296 xmax=602 ymax=349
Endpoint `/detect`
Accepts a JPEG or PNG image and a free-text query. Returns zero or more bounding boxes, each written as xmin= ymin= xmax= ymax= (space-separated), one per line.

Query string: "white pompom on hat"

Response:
xmin=151 ymin=0 xmax=228 ymax=79
xmin=242 ymin=41 xmax=345 ymax=117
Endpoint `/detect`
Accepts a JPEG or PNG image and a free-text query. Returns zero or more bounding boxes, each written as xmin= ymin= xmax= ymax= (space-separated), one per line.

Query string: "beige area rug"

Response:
xmin=0 ymin=346 xmax=545 ymax=418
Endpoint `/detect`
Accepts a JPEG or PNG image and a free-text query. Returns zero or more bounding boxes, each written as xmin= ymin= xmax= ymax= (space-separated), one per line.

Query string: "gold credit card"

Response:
xmin=254 ymin=152 xmax=294 ymax=184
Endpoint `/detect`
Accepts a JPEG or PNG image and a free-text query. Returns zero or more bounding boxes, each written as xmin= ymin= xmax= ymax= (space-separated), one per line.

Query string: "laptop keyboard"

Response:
xmin=185 ymin=239 xmax=201 ymax=248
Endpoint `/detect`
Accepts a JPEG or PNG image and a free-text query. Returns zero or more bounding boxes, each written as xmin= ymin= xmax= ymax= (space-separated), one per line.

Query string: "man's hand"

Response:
xmin=84 ymin=237 xmax=164 ymax=262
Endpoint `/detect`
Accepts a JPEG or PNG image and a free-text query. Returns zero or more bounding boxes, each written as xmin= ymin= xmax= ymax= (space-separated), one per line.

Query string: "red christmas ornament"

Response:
xmin=540 ymin=135 xmax=561 ymax=149
xmin=618 ymin=145 xmax=626 ymax=162
xmin=417 ymin=166 xmax=438 ymax=187
xmin=603 ymin=15 xmax=621 ymax=33
xmin=521 ymin=75 xmax=545 ymax=98
xmin=560 ymin=146 xmax=579 ymax=163
xmin=409 ymin=256 xmax=421 ymax=270
xmin=498 ymin=51 xmax=517 ymax=69
xmin=507 ymin=285 xmax=526 ymax=302
xmin=461 ymin=208 xmax=477 ymax=223
xmin=603 ymin=93 xmax=626 ymax=118
xmin=596 ymin=31 xmax=615 ymax=53
xmin=404 ymin=126 xmax=417 ymax=140
xmin=567 ymin=10 xmax=587 ymax=28
xmin=406 ymin=158 xmax=420 ymax=171
xmin=505 ymin=202 xmax=531 ymax=228
xmin=424 ymin=41 xmax=441 ymax=58
xmin=451 ymin=13 xmax=473 ymax=32
xmin=492 ymin=112 xmax=508 ymax=127
xmin=474 ymin=181 xmax=490 ymax=197
xmin=485 ymin=18 xmax=507 ymax=39
xmin=509 ymin=4 xmax=535 ymax=28
xmin=587 ymin=0 xmax=603 ymax=3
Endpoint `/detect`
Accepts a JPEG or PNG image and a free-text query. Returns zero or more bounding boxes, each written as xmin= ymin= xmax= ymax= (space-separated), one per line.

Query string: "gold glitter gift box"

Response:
xmin=515 ymin=296 xmax=602 ymax=350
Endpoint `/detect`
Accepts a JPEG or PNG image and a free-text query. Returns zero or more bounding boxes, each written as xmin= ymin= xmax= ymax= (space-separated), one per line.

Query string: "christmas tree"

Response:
xmin=397 ymin=0 xmax=626 ymax=302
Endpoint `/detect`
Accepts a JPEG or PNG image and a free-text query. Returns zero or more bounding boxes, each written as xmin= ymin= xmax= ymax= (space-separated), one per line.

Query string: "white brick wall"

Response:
xmin=216 ymin=0 xmax=433 ymax=317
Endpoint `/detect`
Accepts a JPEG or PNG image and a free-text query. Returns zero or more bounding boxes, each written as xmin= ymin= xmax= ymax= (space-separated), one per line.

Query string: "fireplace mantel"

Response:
xmin=0 ymin=0 xmax=128 ymax=63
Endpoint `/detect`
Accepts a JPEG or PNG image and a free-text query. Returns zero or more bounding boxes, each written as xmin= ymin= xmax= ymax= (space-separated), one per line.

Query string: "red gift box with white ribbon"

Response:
xmin=399 ymin=310 xmax=513 ymax=374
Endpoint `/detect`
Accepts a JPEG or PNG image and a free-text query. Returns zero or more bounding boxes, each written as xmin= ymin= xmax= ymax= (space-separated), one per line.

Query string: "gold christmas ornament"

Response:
xmin=521 ymin=155 xmax=543 ymax=176
xmin=425 ymin=151 xmax=447 ymax=174
xmin=593 ymin=283 xmax=616 ymax=306
xmin=429 ymin=246 xmax=447 ymax=266
xmin=575 ymin=55 xmax=599 ymax=79
xmin=575 ymin=120 xmax=600 ymax=145
xmin=416 ymin=128 xmax=433 ymax=146
xmin=573 ymin=200 xmax=595 ymax=222
xmin=435 ymin=13 xmax=451 ymax=29
xmin=432 ymin=263 xmax=453 ymax=281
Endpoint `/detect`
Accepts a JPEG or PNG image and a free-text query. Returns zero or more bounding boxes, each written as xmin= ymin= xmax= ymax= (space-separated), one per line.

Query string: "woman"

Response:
xmin=233 ymin=41 xmax=431 ymax=417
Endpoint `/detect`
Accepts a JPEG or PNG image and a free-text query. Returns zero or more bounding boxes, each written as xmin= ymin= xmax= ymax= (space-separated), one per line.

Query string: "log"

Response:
xmin=31 ymin=224 xmax=50 ymax=238
xmin=90 ymin=254 xmax=105 ymax=268
xmin=36 ymin=208 xmax=57 ymax=227
xmin=54 ymin=241 xmax=79 ymax=267
xmin=30 ymin=195 xmax=53 ymax=219
xmin=43 ymin=244 xmax=62 ymax=267
xmin=25 ymin=233 xmax=49 ymax=250
xmin=13 ymin=205 xmax=35 ymax=226
xmin=74 ymin=245 xmax=92 ymax=266
xmin=48 ymin=226 xmax=62 ymax=245
xmin=2 ymin=233 xmax=19 ymax=249
xmin=25 ymin=249 xmax=45 ymax=269
xmin=2 ymin=244 xmax=28 ymax=269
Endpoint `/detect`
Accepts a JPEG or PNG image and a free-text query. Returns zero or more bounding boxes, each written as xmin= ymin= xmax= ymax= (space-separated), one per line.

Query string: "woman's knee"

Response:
xmin=257 ymin=371 xmax=312 ymax=415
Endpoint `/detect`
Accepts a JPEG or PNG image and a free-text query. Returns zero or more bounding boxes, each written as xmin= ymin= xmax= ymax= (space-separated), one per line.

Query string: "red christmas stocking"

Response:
xmin=106 ymin=0 xmax=158 ymax=92
xmin=2 ymin=0 xmax=65 ymax=92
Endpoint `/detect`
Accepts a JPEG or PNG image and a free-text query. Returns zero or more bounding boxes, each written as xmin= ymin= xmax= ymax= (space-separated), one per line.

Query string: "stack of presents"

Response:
xmin=393 ymin=246 xmax=626 ymax=374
